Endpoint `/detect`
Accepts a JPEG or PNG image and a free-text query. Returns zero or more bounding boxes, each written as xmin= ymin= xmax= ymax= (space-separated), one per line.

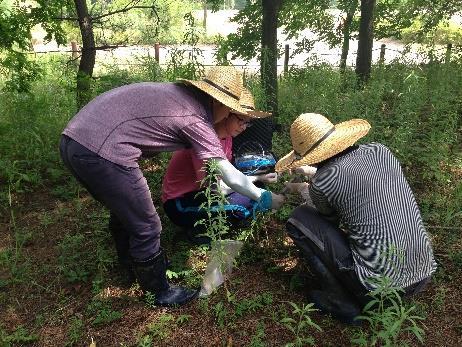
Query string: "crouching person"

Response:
xmin=277 ymin=113 xmax=437 ymax=324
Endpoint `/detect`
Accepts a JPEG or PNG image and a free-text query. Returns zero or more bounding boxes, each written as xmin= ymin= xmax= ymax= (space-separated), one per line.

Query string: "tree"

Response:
xmin=260 ymin=0 xmax=282 ymax=117
xmin=355 ymin=0 xmax=376 ymax=83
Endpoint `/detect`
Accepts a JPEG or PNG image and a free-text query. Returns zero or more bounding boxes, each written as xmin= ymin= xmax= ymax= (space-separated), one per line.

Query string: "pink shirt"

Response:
xmin=162 ymin=137 xmax=233 ymax=202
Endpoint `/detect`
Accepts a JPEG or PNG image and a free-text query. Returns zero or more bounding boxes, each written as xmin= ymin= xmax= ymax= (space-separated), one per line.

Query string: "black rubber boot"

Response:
xmin=132 ymin=249 xmax=198 ymax=307
xmin=304 ymin=252 xmax=362 ymax=325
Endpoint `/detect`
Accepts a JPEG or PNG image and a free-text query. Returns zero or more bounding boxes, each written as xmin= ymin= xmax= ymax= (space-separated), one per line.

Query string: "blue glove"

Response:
xmin=253 ymin=190 xmax=272 ymax=213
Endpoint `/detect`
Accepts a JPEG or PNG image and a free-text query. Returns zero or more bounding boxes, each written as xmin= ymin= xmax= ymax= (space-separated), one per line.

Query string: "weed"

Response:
xmin=176 ymin=314 xmax=193 ymax=325
xmin=249 ymin=321 xmax=267 ymax=347
xmin=65 ymin=317 xmax=84 ymax=347
xmin=144 ymin=291 xmax=156 ymax=308
xmin=58 ymin=234 xmax=91 ymax=283
xmin=0 ymin=325 xmax=38 ymax=345
xmin=213 ymin=301 xmax=228 ymax=329
xmin=234 ymin=292 xmax=273 ymax=317
xmin=140 ymin=314 xmax=175 ymax=342
xmin=87 ymin=298 xmax=123 ymax=326
xmin=351 ymin=276 xmax=425 ymax=346
xmin=280 ymin=301 xmax=322 ymax=347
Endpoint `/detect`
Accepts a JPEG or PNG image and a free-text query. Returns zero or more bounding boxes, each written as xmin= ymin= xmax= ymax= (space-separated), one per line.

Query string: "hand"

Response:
xmin=270 ymin=192 xmax=285 ymax=210
xmin=284 ymin=182 xmax=309 ymax=194
xmin=257 ymin=172 xmax=278 ymax=184
xmin=293 ymin=165 xmax=317 ymax=179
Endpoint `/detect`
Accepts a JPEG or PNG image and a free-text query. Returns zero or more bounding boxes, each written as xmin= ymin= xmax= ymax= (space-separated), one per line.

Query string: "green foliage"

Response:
xmin=195 ymin=160 xmax=230 ymax=243
xmin=137 ymin=313 xmax=176 ymax=343
xmin=0 ymin=325 xmax=38 ymax=345
xmin=65 ymin=317 xmax=84 ymax=347
xmin=86 ymin=280 xmax=123 ymax=326
xmin=165 ymin=12 xmax=205 ymax=80
xmin=352 ymin=277 xmax=425 ymax=346
xmin=249 ymin=321 xmax=267 ymax=347
xmin=280 ymin=301 xmax=322 ymax=347
xmin=58 ymin=233 xmax=91 ymax=283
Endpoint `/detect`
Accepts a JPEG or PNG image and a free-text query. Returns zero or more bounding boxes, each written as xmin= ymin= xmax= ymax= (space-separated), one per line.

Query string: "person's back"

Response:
xmin=64 ymin=82 xmax=215 ymax=167
xmin=311 ymin=143 xmax=437 ymax=290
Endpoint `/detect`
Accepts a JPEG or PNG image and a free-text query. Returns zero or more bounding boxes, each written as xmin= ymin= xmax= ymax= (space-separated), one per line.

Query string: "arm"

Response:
xmin=214 ymin=158 xmax=262 ymax=200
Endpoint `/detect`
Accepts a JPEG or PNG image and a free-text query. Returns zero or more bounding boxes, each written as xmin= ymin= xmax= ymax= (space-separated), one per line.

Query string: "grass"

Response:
xmin=0 ymin=52 xmax=461 ymax=345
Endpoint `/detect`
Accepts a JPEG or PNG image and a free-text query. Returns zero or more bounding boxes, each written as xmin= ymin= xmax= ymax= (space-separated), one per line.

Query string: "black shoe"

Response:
xmin=308 ymin=289 xmax=362 ymax=325
xmin=132 ymin=249 xmax=198 ymax=307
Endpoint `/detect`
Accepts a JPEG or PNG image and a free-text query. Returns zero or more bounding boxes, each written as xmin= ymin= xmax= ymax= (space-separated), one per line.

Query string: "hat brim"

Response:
xmin=275 ymin=119 xmax=371 ymax=172
xmin=178 ymin=79 xmax=248 ymax=115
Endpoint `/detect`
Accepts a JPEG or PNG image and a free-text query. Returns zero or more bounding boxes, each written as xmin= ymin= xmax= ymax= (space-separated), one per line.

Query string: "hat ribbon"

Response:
xmin=294 ymin=126 xmax=335 ymax=161
xmin=203 ymin=78 xmax=240 ymax=100
xmin=241 ymin=104 xmax=255 ymax=110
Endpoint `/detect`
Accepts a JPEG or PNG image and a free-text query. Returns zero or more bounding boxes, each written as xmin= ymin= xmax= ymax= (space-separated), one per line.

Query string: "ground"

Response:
xmin=1 ymin=183 xmax=461 ymax=347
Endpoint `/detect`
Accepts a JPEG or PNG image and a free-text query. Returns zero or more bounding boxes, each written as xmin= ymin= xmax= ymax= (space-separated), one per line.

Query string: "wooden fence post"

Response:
xmin=71 ymin=41 xmax=79 ymax=60
xmin=379 ymin=44 xmax=386 ymax=65
xmin=154 ymin=42 xmax=160 ymax=63
xmin=284 ymin=44 xmax=289 ymax=75
xmin=445 ymin=43 xmax=452 ymax=64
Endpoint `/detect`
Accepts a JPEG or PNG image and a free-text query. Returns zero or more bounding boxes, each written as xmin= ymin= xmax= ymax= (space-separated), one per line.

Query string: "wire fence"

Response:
xmin=27 ymin=41 xmax=458 ymax=74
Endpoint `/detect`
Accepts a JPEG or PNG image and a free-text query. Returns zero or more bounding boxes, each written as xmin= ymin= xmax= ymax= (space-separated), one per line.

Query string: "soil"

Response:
xmin=1 ymin=188 xmax=461 ymax=347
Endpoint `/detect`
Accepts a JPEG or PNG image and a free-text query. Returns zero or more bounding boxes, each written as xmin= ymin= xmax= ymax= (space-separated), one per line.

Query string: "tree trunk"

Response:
xmin=260 ymin=0 xmax=282 ymax=120
xmin=74 ymin=0 xmax=96 ymax=109
xmin=339 ymin=0 xmax=358 ymax=73
xmin=355 ymin=0 xmax=376 ymax=84
xmin=203 ymin=1 xmax=207 ymax=34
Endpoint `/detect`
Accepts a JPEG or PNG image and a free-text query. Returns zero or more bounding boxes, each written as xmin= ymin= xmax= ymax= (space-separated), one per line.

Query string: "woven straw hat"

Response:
xmin=178 ymin=66 xmax=248 ymax=115
xmin=275 ymin=113 xmax=371 ymax=172
xmin=240 ymin=88 xmax=271 ymax=118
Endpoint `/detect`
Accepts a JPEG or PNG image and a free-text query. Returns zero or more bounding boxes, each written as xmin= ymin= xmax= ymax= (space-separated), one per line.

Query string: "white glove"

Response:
xmin=293 ymin=165 xmax=317 ymax=179
xmin=256 ymin=172 xmax=278 ymax=184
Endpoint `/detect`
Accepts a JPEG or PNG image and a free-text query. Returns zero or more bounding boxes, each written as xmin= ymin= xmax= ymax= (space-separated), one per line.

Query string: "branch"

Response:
xmin=92 ymin=5 xmax=156 ymax=21
xmin=53 ymin=16 xmax=79 ymax=21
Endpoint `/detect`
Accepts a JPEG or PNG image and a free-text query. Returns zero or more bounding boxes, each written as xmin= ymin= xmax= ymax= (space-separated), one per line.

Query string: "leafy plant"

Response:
xmin=65 ymin=317 xmax=84 ymax=347
xmin=0 ymin=325 xmax=38 ymax=345
xmin=351 ymin=276 xmax=425 ymax=346
xmin=280 ymin=301 xmax=321 ymax=347
xmin=249 ymin=321 xmax=267 ymax=347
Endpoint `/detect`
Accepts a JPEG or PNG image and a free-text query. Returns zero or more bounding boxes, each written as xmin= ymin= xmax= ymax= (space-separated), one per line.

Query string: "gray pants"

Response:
xmin=59 ymin=135 xmax=161 ymax=261
xmin=287 ymin=205 xmax=429 ymax=306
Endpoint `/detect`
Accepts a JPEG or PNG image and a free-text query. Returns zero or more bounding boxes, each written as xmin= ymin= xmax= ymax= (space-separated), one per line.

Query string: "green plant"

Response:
xmin=249 ymin=321 xmax=267 ymax=347
xmin=195 ymin=159 xmax=230 ymax=244
xmin=65 ymin=317 xmax=84 ymax=347
xmin=0 ymin=324 xmax=38 ymax=345
xmin=141 ymin=314 xmax=175 ymax=342
xmin=58 ymin=234 xmax=91 ymax=283
xmin=280 ymin=301 xmax=321 ymax=347
xmin=144 ymin=291 xmax=156 ymax=308
xmin=165 ymin=12 xmax=204 ymax=81
xmin=352 ymin=276 xmax=425 ymax=346
xmin=213 ymin=301 xmax=228 ymax=329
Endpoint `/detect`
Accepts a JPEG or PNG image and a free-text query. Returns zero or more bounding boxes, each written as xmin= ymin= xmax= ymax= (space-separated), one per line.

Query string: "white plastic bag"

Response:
xmin=199 ymin=239 xmax=243 ymax=297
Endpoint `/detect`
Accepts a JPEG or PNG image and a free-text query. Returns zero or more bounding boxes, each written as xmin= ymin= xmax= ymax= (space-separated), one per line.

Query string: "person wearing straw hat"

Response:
xmin=278 ymin=113 xmax=437 ymax=324
xmin=162 ymin=88 xmax=277 ymax=244
xmin=59 ymin=66 xmax=285 ymax=307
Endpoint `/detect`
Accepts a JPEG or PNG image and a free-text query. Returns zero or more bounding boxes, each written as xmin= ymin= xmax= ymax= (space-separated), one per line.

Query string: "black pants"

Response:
xmin=59 ymin=135 xmax=161 ymax=261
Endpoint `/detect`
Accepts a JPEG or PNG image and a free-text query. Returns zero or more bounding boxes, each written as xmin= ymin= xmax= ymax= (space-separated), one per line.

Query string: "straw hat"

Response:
xmin=240 ymin=88 xmax=271 ymax=118
xmin=275 ymin=113 xmax=371 ymax=172
xmin=178 ymin=66 xmax=248 ymax=115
